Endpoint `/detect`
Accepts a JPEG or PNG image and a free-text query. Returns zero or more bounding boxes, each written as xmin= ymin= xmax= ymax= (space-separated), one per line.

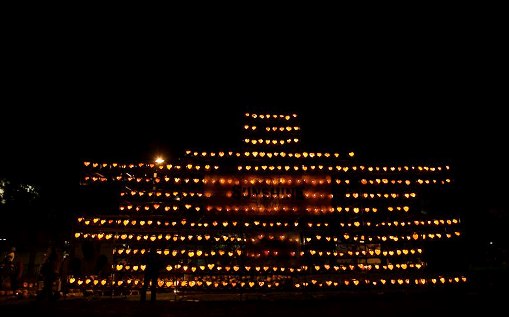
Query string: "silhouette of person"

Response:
xmin=38 ymin=246 xmax=61 ymax=300
xmin=1 ymin=247 xmax=18 ymax=291
xmin=140 ymin=248 xmax=162 ymax=302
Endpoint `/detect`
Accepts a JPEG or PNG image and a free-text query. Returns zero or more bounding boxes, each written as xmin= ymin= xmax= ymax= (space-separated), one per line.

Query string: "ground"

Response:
xmin=1 ymin=289 xmax=507 ymax=316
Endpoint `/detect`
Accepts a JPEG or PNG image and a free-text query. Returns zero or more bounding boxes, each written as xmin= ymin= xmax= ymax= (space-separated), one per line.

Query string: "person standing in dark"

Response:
xmin=38 ymin=246 xmax=61 ymax=300
xmin=140 ymin=248 xmax=162 ymax=302
xmin=1 ymin=247 xmax=21 ymax=292
xmin=59 ymin=251 xmax=70 ymax=297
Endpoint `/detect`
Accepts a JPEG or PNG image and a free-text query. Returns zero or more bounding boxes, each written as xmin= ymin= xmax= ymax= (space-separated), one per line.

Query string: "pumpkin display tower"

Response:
xmin=71 ymin=112 xmax=466 ymax=293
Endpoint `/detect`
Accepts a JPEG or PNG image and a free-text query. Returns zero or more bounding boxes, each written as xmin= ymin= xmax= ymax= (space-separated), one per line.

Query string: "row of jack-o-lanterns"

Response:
xmin=244 ymin=125 xmax=300 ymax=132
xmin=111 ymin=262 xmax=425 ymax=273
xmin=67 ymin=275 xmax=467 ymax=288
xmin=74 ymin=231 xmax=462 ymax=242
xmin=118 ymin=204 xmax=411 ymax=213
xmin=243 ymin=138 xmax=300 ymax=145
xmin=245 ymin=113 xmax=298 ymax=120
xmin=83 ymin=160 xmax=449 ymax=174
xmin=81 ymin=170 xmax=451 ymax=185
xmin=78 ymin=216 xmax=460 ymax=230
xmin=112 ymin=247 xmax=424 ymax=258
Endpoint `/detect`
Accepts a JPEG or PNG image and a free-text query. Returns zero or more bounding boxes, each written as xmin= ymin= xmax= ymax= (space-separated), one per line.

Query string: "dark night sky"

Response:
xmin=0 ymin=21 xmax=507 ymax=249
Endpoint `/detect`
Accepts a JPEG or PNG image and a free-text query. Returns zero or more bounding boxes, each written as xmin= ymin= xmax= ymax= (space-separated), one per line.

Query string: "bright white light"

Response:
xmin=155 ymin=157 xmax=165 ymax=164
